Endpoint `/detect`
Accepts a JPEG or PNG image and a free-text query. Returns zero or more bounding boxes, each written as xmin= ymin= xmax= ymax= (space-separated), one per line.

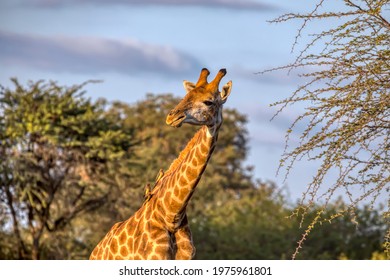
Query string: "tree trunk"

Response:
xmin=4 ymin=184 xmax=27 ymax=259
xmin=31 ymin=237 xmax=40 ymax=260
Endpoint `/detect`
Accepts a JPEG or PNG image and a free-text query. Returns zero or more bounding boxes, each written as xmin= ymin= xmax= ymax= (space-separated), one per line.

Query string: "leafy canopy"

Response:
xmin=0 ymin=79 xmax=136 ymax=259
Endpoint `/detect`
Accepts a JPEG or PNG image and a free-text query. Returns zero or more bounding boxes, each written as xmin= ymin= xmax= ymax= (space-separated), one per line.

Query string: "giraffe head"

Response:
xmin=166 ymin=68 xmax=232 ymax=129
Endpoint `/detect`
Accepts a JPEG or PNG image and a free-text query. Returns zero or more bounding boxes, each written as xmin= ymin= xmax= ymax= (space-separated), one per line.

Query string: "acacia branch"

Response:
xmin=264 ymin=0 xmax=390 ymax=259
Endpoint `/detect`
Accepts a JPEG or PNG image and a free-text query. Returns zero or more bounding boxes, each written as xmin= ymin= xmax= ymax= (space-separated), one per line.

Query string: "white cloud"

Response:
xmin=0 ymin=30 xmax=201 ymax=76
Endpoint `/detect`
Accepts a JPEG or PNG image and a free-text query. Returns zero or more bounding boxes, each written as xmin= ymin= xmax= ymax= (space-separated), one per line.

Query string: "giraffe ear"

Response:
xmin=220 ymin=81 xmax=232 ymax=103
xmin=183 ymin=80 xmax=196 ymax=93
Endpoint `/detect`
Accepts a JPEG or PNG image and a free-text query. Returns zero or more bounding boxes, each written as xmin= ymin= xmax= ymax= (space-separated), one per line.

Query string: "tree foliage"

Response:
xmin=0 ymin=79 xmax=136 ymax=259
xmin=263 ymin=0 xmax=390 ymax=258
xmin=193 ymin=187 xmax=386 ymax=260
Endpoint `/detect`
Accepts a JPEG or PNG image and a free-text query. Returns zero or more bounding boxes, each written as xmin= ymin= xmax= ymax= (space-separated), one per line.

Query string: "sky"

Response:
xmin=0 ymin=0 xmax=366 ymax=203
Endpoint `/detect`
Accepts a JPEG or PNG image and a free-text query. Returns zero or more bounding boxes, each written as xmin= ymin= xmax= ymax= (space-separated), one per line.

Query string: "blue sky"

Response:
xmin=0 ymin=0 xmax=353 ymax=202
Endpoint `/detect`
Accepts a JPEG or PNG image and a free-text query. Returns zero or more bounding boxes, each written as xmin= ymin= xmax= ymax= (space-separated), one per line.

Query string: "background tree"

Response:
xmin=0 ymin=79 xmax=137 ymax=259
xmin=262 ymin=0 xmax=389 ymax=258
xmin=192 ymin=188 xmax=386 ymax=260
xmin=191 ymin=182 xmax=295 ymax=259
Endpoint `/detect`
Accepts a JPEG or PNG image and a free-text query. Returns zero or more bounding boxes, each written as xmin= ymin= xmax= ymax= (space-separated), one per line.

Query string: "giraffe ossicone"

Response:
xmin=89 ymin=68 xmax=232 ymax=260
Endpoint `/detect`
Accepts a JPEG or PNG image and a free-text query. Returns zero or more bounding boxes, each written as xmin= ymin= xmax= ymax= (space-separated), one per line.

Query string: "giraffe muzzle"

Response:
xmin=166 ymin=112 xmax=186 ymax=128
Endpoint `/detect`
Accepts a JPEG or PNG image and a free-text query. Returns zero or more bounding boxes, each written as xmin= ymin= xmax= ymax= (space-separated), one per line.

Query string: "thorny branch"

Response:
xmin=264 ymin=0 xmax=390 ymax=259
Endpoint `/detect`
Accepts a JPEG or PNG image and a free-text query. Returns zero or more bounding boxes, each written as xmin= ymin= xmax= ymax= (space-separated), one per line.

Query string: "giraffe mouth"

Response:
xmin=166 ymin=114 xmax=185 ymax=128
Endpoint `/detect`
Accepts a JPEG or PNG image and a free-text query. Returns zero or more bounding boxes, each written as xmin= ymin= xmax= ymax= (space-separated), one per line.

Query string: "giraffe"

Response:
xmin=89 ymin=68 xmax=232 ymax=260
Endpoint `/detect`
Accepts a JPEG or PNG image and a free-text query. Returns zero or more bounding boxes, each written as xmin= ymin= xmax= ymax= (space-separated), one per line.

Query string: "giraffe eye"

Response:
xmin=203 ymin=101 xmax=214 ymax=106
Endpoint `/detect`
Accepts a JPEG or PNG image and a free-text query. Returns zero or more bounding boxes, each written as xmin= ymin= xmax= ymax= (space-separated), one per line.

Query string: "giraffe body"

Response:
xmin=90 ymin=68 xmax=232 ymax=260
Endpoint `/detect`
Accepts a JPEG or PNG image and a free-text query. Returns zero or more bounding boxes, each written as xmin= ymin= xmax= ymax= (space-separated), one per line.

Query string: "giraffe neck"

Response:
xmin=158 ymin=124 xmax=219 ymax=231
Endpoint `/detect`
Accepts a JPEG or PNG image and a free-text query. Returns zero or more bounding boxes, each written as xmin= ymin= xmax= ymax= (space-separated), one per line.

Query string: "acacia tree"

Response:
xmin=263 ymin=0 xmax=389 ymax=258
